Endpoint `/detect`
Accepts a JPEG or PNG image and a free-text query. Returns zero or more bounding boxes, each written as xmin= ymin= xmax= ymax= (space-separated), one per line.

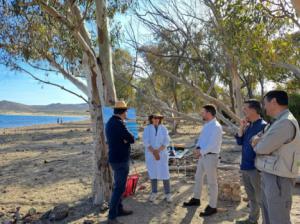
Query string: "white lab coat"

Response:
xmin=143 ymin=124 xmax=170 ymax=180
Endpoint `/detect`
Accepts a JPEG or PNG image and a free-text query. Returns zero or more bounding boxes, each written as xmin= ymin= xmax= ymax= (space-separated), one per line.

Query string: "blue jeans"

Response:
xmin=108 ymin=161 xmax=129 ymax=220
xmin=151 ymin=179 xmax=171 ymax=194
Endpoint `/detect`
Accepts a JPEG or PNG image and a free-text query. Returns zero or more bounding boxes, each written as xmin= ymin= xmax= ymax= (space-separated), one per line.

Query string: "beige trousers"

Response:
xmin=193 ymin=154 xmax=219 ymax=208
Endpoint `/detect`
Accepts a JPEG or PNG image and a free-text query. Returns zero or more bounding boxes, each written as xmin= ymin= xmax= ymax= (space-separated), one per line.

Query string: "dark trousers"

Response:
xmin=108 ymin=161 xmax=129 ymax=220
xmin=241 ymin=169 xmax=261 ymax=222
xmin=261 ymin=172 xmax=294 ymax=224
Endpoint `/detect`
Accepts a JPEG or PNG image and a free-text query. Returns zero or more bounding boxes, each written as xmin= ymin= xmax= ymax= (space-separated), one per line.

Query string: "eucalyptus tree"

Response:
xmin=259 ymin=0 xmax=300 ymax=80
xmin=0 ymin=0 xmax=133 ymax=205
xmin=128 ymin=0 xmax=298 ymax=125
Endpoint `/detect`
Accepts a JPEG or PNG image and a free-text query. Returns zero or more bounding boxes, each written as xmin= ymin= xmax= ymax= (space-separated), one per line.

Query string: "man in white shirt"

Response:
xmin=183 ymin=104 xmax=223 ymax=217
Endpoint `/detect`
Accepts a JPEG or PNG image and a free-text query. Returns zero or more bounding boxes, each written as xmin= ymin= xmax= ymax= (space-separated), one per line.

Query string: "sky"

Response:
xmin=0 ymin=64 xmax=86 ymax=105
xmin=0 ymin=4 xmax=135 ymax=106
xmin=0 ymin=0 xmax=209 ymax=106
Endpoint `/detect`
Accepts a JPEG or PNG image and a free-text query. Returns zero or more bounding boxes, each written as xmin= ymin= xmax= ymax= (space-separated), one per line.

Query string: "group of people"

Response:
xmin=105 ymin=90 xmax=300 ymax=224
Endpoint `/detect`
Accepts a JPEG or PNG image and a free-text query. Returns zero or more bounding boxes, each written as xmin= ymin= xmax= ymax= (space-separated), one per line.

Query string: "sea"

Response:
xmin=0 ymin=114 xmax=87 ymax=129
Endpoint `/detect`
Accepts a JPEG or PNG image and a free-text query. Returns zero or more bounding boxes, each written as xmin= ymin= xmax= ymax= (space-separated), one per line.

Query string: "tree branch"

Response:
xmin=44 ymin=53 xmax=89 ymax=96
xmin=272 ymin=62 xmax=300 ymax=79
xmin=15 ymin=64 xmax=89 ymax=103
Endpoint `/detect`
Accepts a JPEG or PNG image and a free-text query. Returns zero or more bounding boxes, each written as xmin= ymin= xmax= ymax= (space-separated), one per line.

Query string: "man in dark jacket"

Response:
xmin=106 ymin=101 xmax=135 ymax=224
xmin=235 ymin=100 xmax=267 ymax=224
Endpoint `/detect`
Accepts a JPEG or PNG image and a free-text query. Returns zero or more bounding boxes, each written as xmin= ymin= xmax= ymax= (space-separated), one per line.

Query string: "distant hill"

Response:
xmin=0 ymin=100 xmax=89 ymax=115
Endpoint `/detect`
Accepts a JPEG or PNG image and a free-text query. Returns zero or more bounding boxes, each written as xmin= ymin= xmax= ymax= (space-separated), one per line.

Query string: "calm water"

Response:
xmin=0 ymin=114 xmax=87 ymax=128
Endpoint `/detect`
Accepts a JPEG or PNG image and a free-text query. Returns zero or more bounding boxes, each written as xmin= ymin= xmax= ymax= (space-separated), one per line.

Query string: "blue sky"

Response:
xmin=0 ymin=64 xmax=86 ymax=105
xmin=0 ymin=7 xmax=134 ymax=106
xmin=0 ymin=0 xmax=206 ymax=106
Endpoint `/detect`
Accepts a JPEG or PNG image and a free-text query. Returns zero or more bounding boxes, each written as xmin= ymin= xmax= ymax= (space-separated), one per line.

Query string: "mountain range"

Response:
xmin=0 ymin=100 xmax=89 ymax=114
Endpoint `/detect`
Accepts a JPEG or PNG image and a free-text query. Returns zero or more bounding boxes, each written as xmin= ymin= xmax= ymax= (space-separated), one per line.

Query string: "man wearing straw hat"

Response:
xmin=106 ymin=100 xmax=135 ymax=224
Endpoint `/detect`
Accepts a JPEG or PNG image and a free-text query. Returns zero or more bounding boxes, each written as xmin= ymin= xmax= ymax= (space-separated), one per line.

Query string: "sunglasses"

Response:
xmin=153 ymin=117 xmax=160 ymax=119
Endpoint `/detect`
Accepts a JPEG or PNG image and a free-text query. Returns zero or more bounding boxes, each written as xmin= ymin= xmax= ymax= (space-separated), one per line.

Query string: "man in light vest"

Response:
xmin=252 ymin=90 xmax=300 ymax=224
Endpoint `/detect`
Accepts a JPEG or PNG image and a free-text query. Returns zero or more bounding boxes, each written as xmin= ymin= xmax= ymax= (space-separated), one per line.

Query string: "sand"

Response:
xmin=0 ymin=121 xmax=299 ymax=224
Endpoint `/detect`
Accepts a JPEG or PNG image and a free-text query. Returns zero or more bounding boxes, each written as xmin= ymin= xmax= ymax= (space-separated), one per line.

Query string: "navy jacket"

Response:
xmin=235 ymin=119 xmax=267 ymax=170
xmin=106 ymin=115 xmax=135 ymax=163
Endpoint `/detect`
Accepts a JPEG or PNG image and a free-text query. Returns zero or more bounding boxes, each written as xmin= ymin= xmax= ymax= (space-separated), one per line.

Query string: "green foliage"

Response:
xmin=113 ymin=49 xmax=136 ymax=103
xmin=211 ymin=0 xmax=298 ymax=97
xmin=289 ymin=93 xmax=300 ymax=124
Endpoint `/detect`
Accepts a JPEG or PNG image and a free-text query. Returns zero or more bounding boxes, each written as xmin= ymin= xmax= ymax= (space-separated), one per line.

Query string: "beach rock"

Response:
xmin=100 ymin=202 xmax=109 ymax=213
xmin=27 ymin=208 xmax=37 ymax=216
xmin=49 ymin=204 xmax=69 ymax=221
xmin=48 ymin=168 xmax=54 ymax=172
xmin=2 ymin=220 xmax=13 ymax=224
xmin=218 ymin=169 xmax=241 ymax=202
xmin=83 ymin=220 xmax=94 ymax=224
xmin=33 ymin=220 xmax=51 ymax=224
xmin=40 ymin=210 xmax=51 ymax=220
xmin=0 ymin=212 xmax=4 ymax=217
xmin=62 ymin=142 xmax=68 ymax=145
xmin=86 ymin=128 xmax=91 ymax=132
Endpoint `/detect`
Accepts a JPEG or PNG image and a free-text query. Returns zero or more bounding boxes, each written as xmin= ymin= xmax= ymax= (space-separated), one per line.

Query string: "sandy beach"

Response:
xmin=0 ymin=121 xmax=299 ymax=224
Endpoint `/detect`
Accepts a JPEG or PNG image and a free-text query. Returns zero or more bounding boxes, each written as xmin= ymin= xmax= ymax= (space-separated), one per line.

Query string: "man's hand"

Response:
xmin=238 ymin=119 xmax=248 ymax=137
xmin=194 ymin=149 xmax=201 ymax=159
xmin=251 ymin=135 xmax=261 ymax=148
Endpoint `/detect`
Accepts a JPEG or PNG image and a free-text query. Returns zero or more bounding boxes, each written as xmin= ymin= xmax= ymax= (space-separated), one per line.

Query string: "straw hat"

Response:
xmin=114 ymin=100 xmax=128 ymax=109
xmin=150 ymin=112 xmax=164 ymax=118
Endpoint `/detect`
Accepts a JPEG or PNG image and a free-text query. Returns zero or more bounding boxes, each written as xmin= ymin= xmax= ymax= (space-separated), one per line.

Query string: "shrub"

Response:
xmin=289 ymin=93 xmax=300 ymax=125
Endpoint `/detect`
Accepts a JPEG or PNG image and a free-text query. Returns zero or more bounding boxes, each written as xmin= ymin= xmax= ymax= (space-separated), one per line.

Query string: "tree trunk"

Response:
xmin=229 ymin=56 xmax=243 ymax=117
xmin=245 ymin=79 xmax=253 ymax=99
xmin=259 ymin=76 xmax=265 ymax=101
xmin=37 ymin=1 xmax=116 ymax=206
xmin=95 ymin=0 xmax=117 ymax=105
xmin=90 ymin=103 xmax=112 ymax=204
xmin=170 ymin=103 xmax=178 ymax=134
xmin=228 ymin=75 xmax=235 ymax=112
xmin=83 ymin=53 xmax=113 ymax=205
xmin=172 ymin=82 xmax=180 ymax=134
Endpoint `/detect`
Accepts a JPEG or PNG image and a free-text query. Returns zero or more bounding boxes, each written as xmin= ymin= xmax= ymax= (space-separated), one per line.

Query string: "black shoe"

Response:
xmin=183 ymin=198 xmax=200 ymax=207
xmin=199 ymin=205 xmax=217 ymax=217
xmin=117 ymin=208 xmax=133 ymax=217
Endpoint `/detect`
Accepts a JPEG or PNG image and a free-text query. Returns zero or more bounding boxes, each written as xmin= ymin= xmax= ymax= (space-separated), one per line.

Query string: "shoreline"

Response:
xmin=0 ymin=118 xmax=90 ymax=131
xmin=0 ymin=111 xmax=88 ymax=117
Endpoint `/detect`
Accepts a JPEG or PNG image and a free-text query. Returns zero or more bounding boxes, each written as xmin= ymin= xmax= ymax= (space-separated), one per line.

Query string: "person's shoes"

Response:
xmin=164 ymin=193 xmax=172 ymax=203
xmin=235 ymin=218 xmax=258 ymax=224
xmin=199 ymin=205 xmax=217 ymax=217
xmin=149 ymin=192 xmax=158 ymax=202
xmin=107 ymin=218 xmax=124 ymax=224
xmin=118 ymin=208 xmax=133 ymax=216
xmin=183 ymin=198 xmax=200 ymax=206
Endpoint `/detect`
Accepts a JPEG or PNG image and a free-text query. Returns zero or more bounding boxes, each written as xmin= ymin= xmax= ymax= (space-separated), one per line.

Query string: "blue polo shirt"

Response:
xmin=235 ymin=119 xmax=267 ymax=170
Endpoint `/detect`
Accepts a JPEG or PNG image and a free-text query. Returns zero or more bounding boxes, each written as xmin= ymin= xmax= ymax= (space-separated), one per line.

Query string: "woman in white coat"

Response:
xmin=143 ymin=113 xmax=172 ymax=202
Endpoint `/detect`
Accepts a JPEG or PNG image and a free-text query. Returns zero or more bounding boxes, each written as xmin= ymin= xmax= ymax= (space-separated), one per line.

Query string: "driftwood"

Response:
xmin=169 ymin=165 xmax=196 ymax=172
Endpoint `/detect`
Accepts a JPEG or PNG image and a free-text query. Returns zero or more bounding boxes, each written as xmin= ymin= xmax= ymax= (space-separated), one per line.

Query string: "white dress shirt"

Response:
xmin=196 ymin=118 xmax=223 ymax=155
